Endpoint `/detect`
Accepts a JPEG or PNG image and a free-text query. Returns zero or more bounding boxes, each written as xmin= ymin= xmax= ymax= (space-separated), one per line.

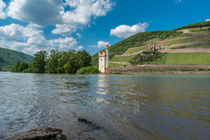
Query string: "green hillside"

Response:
xmin=92 ymin=30 xmax=182 ymax=65
xmin=92 ymin=21 xmax=210 ymax=67
xmin=175 ymin=21 xmax=210 ymax=30
xmin=0 ymin=47 xmax=33 ymax=67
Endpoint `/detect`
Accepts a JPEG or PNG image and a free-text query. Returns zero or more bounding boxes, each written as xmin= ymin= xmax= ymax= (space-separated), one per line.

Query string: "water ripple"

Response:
xmin=0 ymin=72 xmax=209 ymax=140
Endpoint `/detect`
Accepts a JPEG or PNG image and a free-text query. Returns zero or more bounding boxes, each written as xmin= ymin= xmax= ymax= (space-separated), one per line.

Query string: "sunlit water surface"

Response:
xmin=0 ymin=72 xmax=209 ymax=140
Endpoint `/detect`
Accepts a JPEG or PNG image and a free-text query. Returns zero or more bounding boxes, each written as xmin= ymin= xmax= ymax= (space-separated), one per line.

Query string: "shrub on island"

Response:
xmin=76 ymin=66 xmax=98 ymax=74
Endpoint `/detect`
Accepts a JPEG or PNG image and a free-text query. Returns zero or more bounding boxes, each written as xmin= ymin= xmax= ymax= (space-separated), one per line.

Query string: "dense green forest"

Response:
xmin=0 ymin=47 xmax=33 ymax=67
xmin=11 ymin=49 xmax=97 ymax=74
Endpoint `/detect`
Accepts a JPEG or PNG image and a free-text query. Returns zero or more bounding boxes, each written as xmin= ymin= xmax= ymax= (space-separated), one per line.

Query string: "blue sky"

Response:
xmin=0 ymin=0 xmax=209 ymax=55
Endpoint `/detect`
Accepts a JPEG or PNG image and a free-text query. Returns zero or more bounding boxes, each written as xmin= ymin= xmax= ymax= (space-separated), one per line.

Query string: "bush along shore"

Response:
xmin=11 ymin=49 xmax=99 ymax=74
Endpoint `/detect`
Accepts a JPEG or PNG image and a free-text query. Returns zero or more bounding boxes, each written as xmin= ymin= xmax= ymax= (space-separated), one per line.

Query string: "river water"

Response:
xmin=0 ymin=72 xmax=209 ymax=140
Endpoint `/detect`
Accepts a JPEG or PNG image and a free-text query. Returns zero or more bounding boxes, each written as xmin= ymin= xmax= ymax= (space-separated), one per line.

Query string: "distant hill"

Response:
xmin=175 ymin=21 xmax=210 ymax=30
xmin=92 ymin=21 xmax=210 ymax=67
xmin=0 ymin=47 xmax=33 ymax=67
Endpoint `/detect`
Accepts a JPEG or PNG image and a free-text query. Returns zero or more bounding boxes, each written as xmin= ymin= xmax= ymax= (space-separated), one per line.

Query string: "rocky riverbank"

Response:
xmin=6 ymin=118 xmax=102 ymax=140
xmin=7 ymin=127 xmax=66 ymax=140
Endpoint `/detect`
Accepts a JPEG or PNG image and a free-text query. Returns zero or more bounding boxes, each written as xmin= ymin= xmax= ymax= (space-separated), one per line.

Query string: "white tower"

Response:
xmin=105 ymin=45 xmax=109 ymax=70
xmin=98 ymin=45 xmax=109 ymax=73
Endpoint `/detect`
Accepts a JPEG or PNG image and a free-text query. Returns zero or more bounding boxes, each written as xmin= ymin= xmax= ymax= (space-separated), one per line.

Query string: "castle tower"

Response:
xmin=98 ymin=45 xmax=109 ymax=73
xmin=105 ymin=45 xmax=109 ymax=73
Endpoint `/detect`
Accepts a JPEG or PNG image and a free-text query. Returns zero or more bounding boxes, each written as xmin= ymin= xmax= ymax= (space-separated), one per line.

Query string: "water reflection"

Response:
xmin=96 ymin=74 xmax=109 ymax=95
xmin=94 ymin=75 xmax=109 ymax=104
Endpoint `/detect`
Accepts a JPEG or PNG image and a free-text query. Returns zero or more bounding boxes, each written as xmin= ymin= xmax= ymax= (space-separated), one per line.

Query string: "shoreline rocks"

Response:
xmin=7 ymin=127 xmax=66 ymax=140
xmin=7 ymin=118 xmax=100 ymax=140
xmin=78 ymin=118 xmax=100 ymax=130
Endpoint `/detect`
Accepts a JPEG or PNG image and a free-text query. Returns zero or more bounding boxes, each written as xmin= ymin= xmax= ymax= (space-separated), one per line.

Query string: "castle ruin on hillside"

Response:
xmin=98 ymin=45 xmax=109 ymax=73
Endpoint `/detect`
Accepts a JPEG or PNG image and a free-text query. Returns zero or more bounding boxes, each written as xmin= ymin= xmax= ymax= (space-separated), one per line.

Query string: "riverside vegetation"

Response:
xmin=11 ymin=49 xmax=98 ymax=74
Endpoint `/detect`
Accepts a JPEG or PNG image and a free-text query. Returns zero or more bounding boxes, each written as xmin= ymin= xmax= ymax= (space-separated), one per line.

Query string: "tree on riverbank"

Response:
xmin=33 ymin=51 xmax=48 ymax=73
xmin=46 ymin=49 xmax=61 ymax=73
xmin=11 ymin=49 xmax=94 ymax=74
xmin=11 ymin=62 xmax=29 ymax=72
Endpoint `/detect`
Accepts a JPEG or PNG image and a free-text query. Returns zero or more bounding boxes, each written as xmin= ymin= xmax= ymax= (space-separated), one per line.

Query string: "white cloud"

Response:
xmin=0 ymin=23 xmax=48 ymax=54
xmin=0 ymin=0 xmax=6 ymax=19
xmin=205 ymin=19 xmax=210 ymax=22
xmin=0 ymin=0 xmax=114 ymax=54
xmin=54 ymin=0 xmax=113 ymax=35
xmin=49 ymin=37 xmax=79 ymax=51
xmin=97 ymin=41 xmax=110 ymax=48
xmin=0 ymin=23 xmax=42 ymax=41
xmin=6 ymin=0 xmax=113 ymax=35
xmin=7 ymin=0 xmax=63 ymax=25
xmin=63 ymin=0 xmax=113 ymax=25
xmin=51 ymin=24 xmax=76 ymax=36
xmin=110 ymin=23 xmax=149 ymax=38
xmin=0 ymin=23 xmax=82 ymax=54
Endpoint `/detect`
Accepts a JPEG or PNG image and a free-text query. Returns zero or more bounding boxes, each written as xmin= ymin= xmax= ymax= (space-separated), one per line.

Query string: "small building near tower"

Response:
xmin=98 ymin=45 xmax=109 ymax=73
